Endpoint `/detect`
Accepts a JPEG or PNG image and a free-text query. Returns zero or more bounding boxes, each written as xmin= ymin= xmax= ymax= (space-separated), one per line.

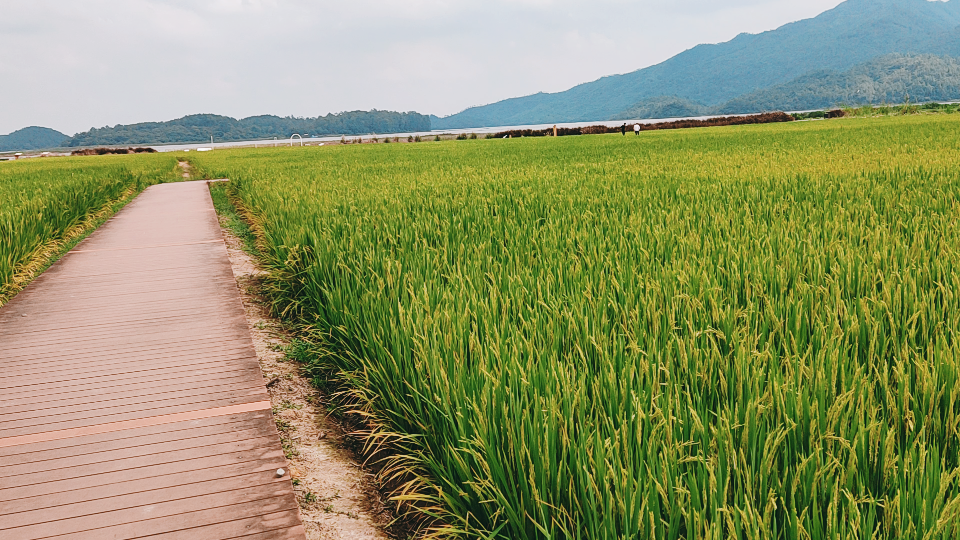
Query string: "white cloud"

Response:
xmin=0 ymin=0 xmax=844 ymax=134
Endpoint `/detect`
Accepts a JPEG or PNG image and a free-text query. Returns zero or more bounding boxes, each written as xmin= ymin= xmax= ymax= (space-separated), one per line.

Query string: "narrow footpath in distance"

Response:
xmin=0 ymin=181 xmax=306 ymax=539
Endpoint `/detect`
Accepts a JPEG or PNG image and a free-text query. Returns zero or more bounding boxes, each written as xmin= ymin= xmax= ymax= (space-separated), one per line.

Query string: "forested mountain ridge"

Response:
xmin=716 ymin=54 xmax=960 ymax=114
xmin=63 ymin=110 xmax=431 ymax=147
xmin=608 ymin=54 xmax=960 ymax=119
xmin=433 ymin=0 xmax=960 ymax=128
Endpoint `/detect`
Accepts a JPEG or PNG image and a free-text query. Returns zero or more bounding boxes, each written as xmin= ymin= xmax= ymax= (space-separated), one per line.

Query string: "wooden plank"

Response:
xmin=0 ymin=413 xmax=267 ymax=459
xmin=0 ymin=422 xmax=266 ymax=469
xmin=0 ymin=367 xmax=264 ymax=406
xmin=5 ymin=485 xmax=299 ymax=539
xmin=0 ymin=389 xmax=269 ymax=434
xmin=2 ymin=470 xmax=288 ymax=528
xmin=0 ymin=342 xmax=254 ymax=372
xmin=2 ymin=380 xmax=266 ymax=419
xmin=0 ymin=355 xmax=261 ymax=392
xmin=0 ymin=459 xmax=281 ymax=516
xmin=0 ymin=373 xmax=261 ymax=410
xmin=0 ymin=450 xmax=285 ymax=503
xmin=59 ymin=508 xmax=303 ymax=540
xmin=0 ymin=435 xmax=280 ymax=480
xmin=0 ymin=400 xmax=272 ymax=441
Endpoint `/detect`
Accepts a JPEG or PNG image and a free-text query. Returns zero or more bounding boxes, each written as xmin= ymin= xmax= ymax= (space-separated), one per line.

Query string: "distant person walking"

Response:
xmin=621 ymin=123 xmax=627 ymax=136
xmin=634 ymin=123 xmax=641 ymax=136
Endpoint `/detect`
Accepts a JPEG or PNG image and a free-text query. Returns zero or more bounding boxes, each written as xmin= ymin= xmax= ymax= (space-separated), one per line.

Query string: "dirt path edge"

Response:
xmin=209 ymin=181 xmax=396 ymax=540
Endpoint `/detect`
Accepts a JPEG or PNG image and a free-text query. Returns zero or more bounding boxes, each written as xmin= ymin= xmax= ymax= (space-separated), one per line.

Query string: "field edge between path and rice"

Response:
xmin=208 ymin=181 xmax=408 ymax=540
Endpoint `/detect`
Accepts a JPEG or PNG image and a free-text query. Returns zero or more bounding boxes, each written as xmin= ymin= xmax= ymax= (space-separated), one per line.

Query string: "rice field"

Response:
xmin=192 ymin=114 xmax=960 ymax=539
xmin=0 ymin=154 xmax=180 ymax=301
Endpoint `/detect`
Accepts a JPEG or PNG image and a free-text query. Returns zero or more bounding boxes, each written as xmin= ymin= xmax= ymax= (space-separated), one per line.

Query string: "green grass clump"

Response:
xmin=0 ymin=153 xmax=181 ymax=302
xmin=841 ymin=101 xmax=960 ymax=118
xmin=191 ymin=115 xmax=960 ymax=539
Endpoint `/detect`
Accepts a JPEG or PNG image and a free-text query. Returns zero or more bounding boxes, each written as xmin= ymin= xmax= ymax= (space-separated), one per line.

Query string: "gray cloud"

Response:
xmin=0 ymin=0 xmax=843 ymax=135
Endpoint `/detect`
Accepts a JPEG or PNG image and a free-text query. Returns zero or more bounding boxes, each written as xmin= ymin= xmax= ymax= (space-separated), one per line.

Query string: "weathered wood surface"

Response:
xmin=0 ymin=181 xmax=305 ymax=539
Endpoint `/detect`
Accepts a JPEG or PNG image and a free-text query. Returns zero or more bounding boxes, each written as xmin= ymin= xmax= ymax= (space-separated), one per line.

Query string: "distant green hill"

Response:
xmin=433 ymin=0 xmax=960 ymax=128
xmin=716 ymin=54 xmax=960 ymax=114
xmin=64 ymin=110 xmax=431 ymax=147
xmin=0 ymin=127 xmax=68 ymax=152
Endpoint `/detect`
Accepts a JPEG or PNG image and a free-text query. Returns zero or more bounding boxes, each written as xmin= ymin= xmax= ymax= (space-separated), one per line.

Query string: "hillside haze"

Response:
xmin=434 ymin=0 xmax=960 ymax=128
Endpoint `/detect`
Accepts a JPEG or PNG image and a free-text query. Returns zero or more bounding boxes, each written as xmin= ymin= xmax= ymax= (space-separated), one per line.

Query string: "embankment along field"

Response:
xmin=0 ymin=154 xmax=179 ymax=303
xmin=5 ymin=114 xmax=960 ymax=539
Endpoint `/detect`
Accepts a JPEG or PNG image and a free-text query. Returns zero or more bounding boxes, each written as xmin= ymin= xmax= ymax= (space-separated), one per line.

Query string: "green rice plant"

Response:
xmin=0 ymin=153 xmax=180 ymax=301
xmin=191 ymin=114 xmax=960 ymax=539
xmin=840 ymin=100 xmax=948 ymax=119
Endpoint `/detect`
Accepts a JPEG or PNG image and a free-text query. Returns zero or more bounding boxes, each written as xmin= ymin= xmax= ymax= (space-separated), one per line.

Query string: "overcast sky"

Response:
xmin=0 ymin=0 xmax=845 ymax=135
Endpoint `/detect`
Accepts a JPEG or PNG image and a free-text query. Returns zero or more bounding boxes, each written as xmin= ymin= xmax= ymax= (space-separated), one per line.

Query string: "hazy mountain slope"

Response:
xmin=0 ymin=127 xmax=69 ymax=152
xmin=433 ymin=0 xmax=960 ymax=129
xmin=715 ymin=54 xmax=960 ymax=114
xmin=610 ymin=97 xmax=708 ymax=121
xmin=925 ymin=24 xmax=960 ymax=57
xmin=64 ymin=111 xmax=431 ymax=147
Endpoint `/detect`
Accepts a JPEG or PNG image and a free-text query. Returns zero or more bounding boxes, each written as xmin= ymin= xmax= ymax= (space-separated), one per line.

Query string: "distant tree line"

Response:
xmin=64 ymin=110 xmax=432 ymax=147
xmin=71 ymin=147 xmax=157 ymax=156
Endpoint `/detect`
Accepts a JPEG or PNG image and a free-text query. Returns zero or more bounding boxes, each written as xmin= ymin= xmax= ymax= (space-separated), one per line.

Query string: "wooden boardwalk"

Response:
xmin=0 ymin=181 xmax=306 ymax=539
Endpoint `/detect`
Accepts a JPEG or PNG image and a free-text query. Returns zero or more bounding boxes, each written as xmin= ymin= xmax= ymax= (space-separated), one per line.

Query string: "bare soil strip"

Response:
xmin=213 ymin=185 xmax=393 ymax=540
xmin=178 ymin=160 xmax=193 ymax=179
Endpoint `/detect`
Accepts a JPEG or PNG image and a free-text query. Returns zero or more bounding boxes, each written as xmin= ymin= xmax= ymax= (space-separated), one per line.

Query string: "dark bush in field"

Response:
xmin=580 ymin=126 xmax=612 ymax=135
xmin=793 ymin=111 xmax=827 ymax=120
xmin=638 ymin=111 xmax=795 ymax=131
xmin=71 ymin=147 xmax=157 ymax=156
